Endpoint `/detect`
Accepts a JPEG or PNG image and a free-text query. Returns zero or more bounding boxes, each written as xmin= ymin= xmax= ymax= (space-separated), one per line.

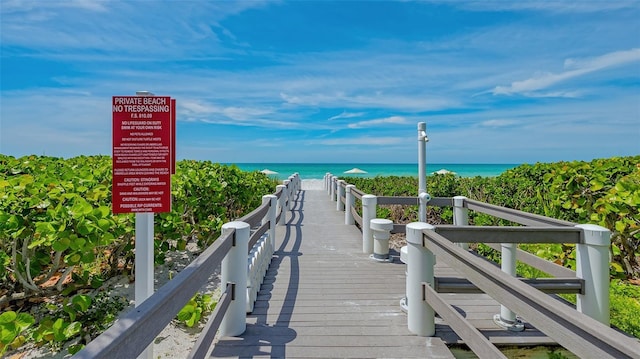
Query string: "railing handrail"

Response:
xmin=328 ymin=173 xmax=579 ymax=278
xmin=421 ymin=228 xmax=639 ymax=359
xmin=74 ymin=173 xmax=301 ymax=359
xmin=238 ymin=201 xmax=270 ymax=228
xmin=324 ymin=172 xmax=638 ymax=358
xmin=73 ymin=229 xmax=235 ymax=358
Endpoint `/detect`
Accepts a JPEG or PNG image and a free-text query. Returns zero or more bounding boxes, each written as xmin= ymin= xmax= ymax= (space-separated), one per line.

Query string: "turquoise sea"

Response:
xmin=231 ymin=163 xmax=518 ymax=180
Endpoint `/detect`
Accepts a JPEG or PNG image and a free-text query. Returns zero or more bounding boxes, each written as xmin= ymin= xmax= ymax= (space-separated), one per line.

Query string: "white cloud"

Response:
xmin=348 ymin=116 xmax=409 ymax=129
xmin=479 ymin=119 xmax=517 ymax=128
xmin=327 ymin=111 xmax=366 ymax=121
xmin=492 ymin=48 xmax=640 ymax=96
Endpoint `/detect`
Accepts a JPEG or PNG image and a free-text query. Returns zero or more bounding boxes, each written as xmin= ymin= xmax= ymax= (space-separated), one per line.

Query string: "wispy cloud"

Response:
xmin=1 ymin=1 xmax=638 ymax=163
xmin=492 ymin=48 xmax=640 ymax=96
xmin=328 ymin=111 xmax=366 ymax=121
xmin=479 ymin=119 xmax=518 ymax=128
xmin=347 ymin=116 xmax=409 ymax=129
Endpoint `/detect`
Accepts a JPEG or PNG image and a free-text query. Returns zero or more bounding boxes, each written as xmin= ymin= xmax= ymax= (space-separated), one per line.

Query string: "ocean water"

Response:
xmin=230 ymin=163 xmax=518 ymax=180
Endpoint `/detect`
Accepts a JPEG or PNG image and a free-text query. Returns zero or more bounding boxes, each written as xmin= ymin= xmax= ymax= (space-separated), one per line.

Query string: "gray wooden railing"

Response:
xmin=325 ymin=173 xmax=640 ymax=359
xmin=73 ymin=174 xmax=301 ymax=359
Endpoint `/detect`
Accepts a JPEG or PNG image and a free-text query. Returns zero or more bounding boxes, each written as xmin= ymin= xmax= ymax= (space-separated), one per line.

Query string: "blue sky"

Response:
xmin=1 ymin=1 xmax=639 ymax=164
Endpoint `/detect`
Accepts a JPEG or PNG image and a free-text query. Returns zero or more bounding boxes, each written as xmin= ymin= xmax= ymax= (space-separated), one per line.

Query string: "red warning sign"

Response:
xmin=112 ymin=96 xmax=172 ymax=213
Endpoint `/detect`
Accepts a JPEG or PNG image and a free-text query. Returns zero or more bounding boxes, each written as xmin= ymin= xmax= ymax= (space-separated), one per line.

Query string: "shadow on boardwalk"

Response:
xmin=210 ymin=191 xmax=306 ymax=358
xmin=210 ymin=190 xmax=447 ymax=358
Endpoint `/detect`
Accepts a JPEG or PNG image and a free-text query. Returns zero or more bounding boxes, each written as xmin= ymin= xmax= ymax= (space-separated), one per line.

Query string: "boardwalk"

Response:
xmin=210 ymin=189 xmax=551 ymax=358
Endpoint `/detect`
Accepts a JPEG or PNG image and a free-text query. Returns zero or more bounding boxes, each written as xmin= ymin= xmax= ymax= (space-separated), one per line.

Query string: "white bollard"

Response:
xmin=336 ymin=180 xmax=345 ymax=211
xmin=370 ymin=218 xmax=393 ymax=262
xmin=453 ymin=196 xmax=469 ymax=250
xmin=576 ymin=224 xmax=611 ymax=324
xmin=276 ymin=185 xmax=287 ymax=226
xmin=220 ymin=221 xmax=249 ymax=337
xmin=361 ymin=194 xmax=377 ymax=254
xmin=406 ymin=222 xmax=435 ymax=336
xmin=493 ymin=242 xmax=524 ymax=331
xmin=345 ymin=185 xmax=355 ymax=225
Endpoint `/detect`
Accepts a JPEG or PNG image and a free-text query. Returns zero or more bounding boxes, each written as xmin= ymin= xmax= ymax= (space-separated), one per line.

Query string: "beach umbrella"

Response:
xmin=344 ymin=167 xmax=367 ymax=174
xmin=260 ymin=169 xmax=278 ymax=175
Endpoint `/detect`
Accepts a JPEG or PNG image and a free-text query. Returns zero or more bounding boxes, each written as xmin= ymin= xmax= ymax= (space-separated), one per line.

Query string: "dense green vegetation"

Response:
xmin=342 ymin=155 xmax=640 ymax=338
xmin=1 ymin=154 xmax=637 ymax=353
xmin=0 ymin=154 xmax=277 ymax=355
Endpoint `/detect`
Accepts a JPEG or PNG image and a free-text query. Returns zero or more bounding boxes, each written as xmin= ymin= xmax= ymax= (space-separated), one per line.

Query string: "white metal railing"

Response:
xmin=74 ymin=174 xmax=301 ymax=359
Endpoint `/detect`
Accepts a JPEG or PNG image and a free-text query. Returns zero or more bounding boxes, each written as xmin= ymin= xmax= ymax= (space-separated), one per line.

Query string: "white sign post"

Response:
xmin=112 ymin=90 xmax=175 ymax=359
xmin=135 ymin=212 xmax=154 ymax=359
xmin=134 ymin=90 xmax=156 ymax=359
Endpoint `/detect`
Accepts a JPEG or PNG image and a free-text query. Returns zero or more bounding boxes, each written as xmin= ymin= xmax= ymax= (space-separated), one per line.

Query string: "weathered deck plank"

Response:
xmin=210 ymin=189 xmax=552 ymax=358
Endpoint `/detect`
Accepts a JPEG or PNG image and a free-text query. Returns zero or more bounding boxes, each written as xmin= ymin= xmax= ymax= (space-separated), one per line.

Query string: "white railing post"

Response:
xmin=220 ymin=221 xmax=249 ymax=337
xmin=362 ymin=194 xmax=377 ymax=254
xmin=406 ymin=222 xmax=435 ymax=336
xmin=293 ymin=173 xmax=300 ymax=193
xmin=329 ymin=175 xmax=335 ymax=201
xmin=345 ymin=185 xmax=355 ymax=225
xmin=287 ymin=179 xmax=295 ymax=211
xmin=325 ymin=173 xmax=332 ymax=195
xmin=370 ymin=219 xmax=393 ymax=262
xmin=418 ymin=192 xmax=431 ymax=223
xmin=282 ymin=180 xmax=291 ymax=212
xmin=336 ymin=180 xmax=345 ymax=211
xmin=331 ymin=176 xmax=338 ymax=201
xmin=453 ymin=196 xmax=469 ymax=250
xmin=276 ymin=185 xmax=287 ymax=226
xmin=576 ymin=224 xmax=611 ymax=324
xmin=263 ymin=195 xmax=277 ymax=257
xmin=493 ymin=242 xmax=524 ymax=331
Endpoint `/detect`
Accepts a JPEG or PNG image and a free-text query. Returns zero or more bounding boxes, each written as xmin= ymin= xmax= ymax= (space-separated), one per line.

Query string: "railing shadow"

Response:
xmin=209 ymin=190 xmax=305 ymax=358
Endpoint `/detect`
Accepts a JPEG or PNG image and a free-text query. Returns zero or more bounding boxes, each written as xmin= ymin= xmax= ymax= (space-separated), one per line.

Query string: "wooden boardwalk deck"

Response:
xmin=210 ymin=189 xmax=554 ymax=358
